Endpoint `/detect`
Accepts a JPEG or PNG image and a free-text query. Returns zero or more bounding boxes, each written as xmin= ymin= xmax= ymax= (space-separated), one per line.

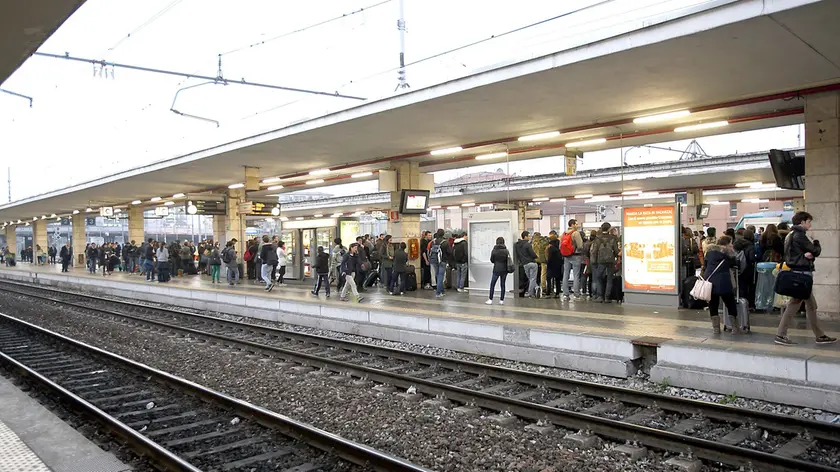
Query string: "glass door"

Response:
xmin=280 ymin=230 xmax=299 ymax=279
xmin=302 ymin=229 xmax=314 ymax=278
xmin=315 ymin=227 xmax=334 ymax=256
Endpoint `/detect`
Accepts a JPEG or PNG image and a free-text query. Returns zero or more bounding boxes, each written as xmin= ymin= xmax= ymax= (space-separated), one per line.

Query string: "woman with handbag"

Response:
xmin=774 ymin=212 xmax=836 ymax=346
xmin=486 ymin=237 xmax=513 ymax=305
xmin=701 ymin=236 xmax=741 ymax=334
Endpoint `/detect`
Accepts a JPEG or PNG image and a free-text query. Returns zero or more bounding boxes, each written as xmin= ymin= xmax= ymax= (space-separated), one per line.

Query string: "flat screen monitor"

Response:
xmin=697 ymin=204 xmax=710 ymax=219
xmin=399 ymin=189 xmax=431 ymax=214
xmin=768 ymin=149 xmax=805 ymax=190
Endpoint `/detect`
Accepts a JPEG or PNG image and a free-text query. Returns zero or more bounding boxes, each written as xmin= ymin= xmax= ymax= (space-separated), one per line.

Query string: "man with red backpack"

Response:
xmin=561 ymin=219 xmax=585 ymax=301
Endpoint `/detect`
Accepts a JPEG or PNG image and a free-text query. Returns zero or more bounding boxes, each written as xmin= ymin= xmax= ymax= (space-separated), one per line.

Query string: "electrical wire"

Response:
xmin=220 ymin=0 xmax=393 ymax=56
xmin=107 ymin=0 xmax=184 ymax=52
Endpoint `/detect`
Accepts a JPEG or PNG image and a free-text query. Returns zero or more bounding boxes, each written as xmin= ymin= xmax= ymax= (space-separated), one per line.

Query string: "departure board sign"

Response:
xmin=249 ymin=202 xmax=280 ymax=217
xmin=622 ymin=205 xmax=678 ymax=294
xmin=187 ymin=199 xmax=226 ymax=215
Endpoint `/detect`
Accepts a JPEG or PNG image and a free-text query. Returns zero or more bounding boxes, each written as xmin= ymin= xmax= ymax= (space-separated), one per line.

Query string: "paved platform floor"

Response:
xmin=0 ymin=375 xmax=131 ymax=472
xmin=6 ymin=262 xmax=839 ymax=354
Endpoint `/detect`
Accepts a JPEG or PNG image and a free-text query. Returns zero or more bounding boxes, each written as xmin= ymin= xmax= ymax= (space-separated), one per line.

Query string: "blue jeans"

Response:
xmin=489 ymin=272 xmax=507 ymax=300
xmin=380 ymin=264 xmax=391 ymax=288
xmin=227 ymin=266 xmax=240 ymax=284
xmin=389 ymin=271 xmax=406 ymax=293
xmin=522 ymin=262 xmax=537 ymax=296
xmin=592 ymin=263 xmax=614 ymax=301
xmin=563 ymin=255 xmax=582 ymax=297
xmin=88 ymin=257 xmax=97 ymax=273
xmin=454 ymin=262 xmax=468 ymax=289
xmin=261 ymin=264 xmax=273 ymax=289
xmin=144 ymin=260 xmax=155 ymax=281
xmin=431 ymin=263 xmax=446 ymax=295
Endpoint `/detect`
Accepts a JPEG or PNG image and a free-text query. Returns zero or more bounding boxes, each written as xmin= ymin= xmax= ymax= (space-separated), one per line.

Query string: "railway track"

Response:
xmin=0 ymin=310 xmax=430 ymax=471
xmin=2 ymin=280 xmax=839 ymax=471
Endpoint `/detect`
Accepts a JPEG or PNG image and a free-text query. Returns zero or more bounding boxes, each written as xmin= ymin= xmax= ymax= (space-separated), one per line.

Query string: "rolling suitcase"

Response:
xmin=724 ymin=270 xmax=750 ymax=332
xmin=611 ymin=275 xmax=624 ymax=303
xmin=405 ymin=265 xmax=417 ymax=291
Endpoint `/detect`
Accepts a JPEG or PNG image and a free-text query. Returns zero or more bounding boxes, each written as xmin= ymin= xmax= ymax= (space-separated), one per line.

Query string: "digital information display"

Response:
xmin=399 ymin=190 xmax=431 ymax=215
xmin=404 ymin=194 xmax=427 ymax=210
xmin=622 ymin=205 xmax=678 ymax=293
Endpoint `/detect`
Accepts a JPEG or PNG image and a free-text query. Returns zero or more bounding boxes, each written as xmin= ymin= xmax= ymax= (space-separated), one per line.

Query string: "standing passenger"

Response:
xmin=452 ymin=232 xmax=469 ymax=292
xmin=276 ymin=241 xmax=287 ymax=285
xmin=702 ymin=236 xmax=740 ymax=334
xmin=419 ymin=231 xmax=432 ymax=290
xmin=590 ymin=223 xmax=619 ymax=303
xmin=259 ymin=235 xmax=277 ymax=292
xmin=486 ymin=237 xmax=511 ymax=305
xmin=429 ymin=229 xmax=451 ymax=298
xmin=59 ymin=243 xmax=72 ymax=272
xmin=311 ymin=246 xmax=331 ymax=298
xmin=222 ymin=242 xmax=239 ymax=285
xmin=339 ymin=243 xmax=363 ymax=303
xmin=156 ymin=243 xmax=170 ymax=282
xmin=561 ymin=220 xmax=584 ymax=301
xmin=144 ymin=239 xmax=156 ymax=281
xmin=209 ymin=242 xmax=222 ymax=283
xmin=330 ymin=238 xmax=345 ymax=291
xmin=391 ymin=242 xmax=408 ymax=295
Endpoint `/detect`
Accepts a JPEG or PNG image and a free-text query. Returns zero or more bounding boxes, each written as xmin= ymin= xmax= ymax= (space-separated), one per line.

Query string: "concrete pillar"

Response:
xmin=71 ymin=214 xmax=87 ymax=267
xmin=684 ymin=189 xmax=704 ymax=232
xmin=225 ymin=188 xmax=246 ymax=260
xmin=212 ymin=215 xmax=225 ymax=245
xmin=387 ymin=162 xmax=427 ymax=267
xmin=127 ymin=206 xmax=145 ymax=245
xmin=32 ymin=219 xmax=48 ymax=260
xmin=5 ymin=226 xmax=16 ymax=259
xmin=804 ymin=91 xmax=840 ymax=315
xmin=516 ymin=202 xmax=527 ymax=234
xmin=792 ymin=197 xmax=806 ymax=213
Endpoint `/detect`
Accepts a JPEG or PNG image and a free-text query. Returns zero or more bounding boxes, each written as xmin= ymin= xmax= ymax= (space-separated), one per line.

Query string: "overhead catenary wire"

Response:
xmin=32 ymin=52 xmax=367 ymax=100
xmin=107 ymin=0 xmax=184 ymax=52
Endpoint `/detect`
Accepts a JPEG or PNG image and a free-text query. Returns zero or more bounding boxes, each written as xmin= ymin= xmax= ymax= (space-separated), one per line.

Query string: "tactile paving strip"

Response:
xmin=0 ymin=420 xmax=51 ymax=471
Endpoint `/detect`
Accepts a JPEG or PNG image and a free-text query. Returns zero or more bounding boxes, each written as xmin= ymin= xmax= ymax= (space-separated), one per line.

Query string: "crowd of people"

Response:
xmin=682 ymin=212 xmax=835 ymax=346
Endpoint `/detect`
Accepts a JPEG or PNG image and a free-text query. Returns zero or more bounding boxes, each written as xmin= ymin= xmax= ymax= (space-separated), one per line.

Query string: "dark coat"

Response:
xmin=393 ymin=248 xmax=408 ymax=273
xmin=514 ymin=239 xmax=536 ymax=265
xmin=59 ymin=246 xmax=72 ymax=262
xmin=341 ymin=252 xmax=360 ymax=275
xmin=785 ymin=225 xmax=820 ymax=271
xmin=546 ymin=239 xmax=563 ymax=276
xmin=490 ymin=244 xmax=510 ymax=275
xmin=703 ymin=244 xmax=736 ymax=295
xmin=314 ymin=252 xmax=330 ymax=274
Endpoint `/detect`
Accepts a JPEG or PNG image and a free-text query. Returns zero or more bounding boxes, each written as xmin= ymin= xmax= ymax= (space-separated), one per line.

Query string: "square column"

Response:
xmin=212 ymin=215 xmax=225 ymax=245
xmin=225 ymin=188 xmax=246 ymax=260
xmin=32 ymin=219 xmax=48 ymax=258
xmin=71 ymin=214 xmax=87 ymax=266
xmin=127 ymin=206 xmax=145 ymax=245
xmin=4 ymin=226 xmax=16 ymax=258
xmin=804 ymin=92 xmax=840 ymax=315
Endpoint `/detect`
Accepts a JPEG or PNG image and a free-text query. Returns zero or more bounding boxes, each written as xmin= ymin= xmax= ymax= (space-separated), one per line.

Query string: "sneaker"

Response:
xmin=499 ymin=300 xmax=504 ymax=305
xmin=325 ymin=294 xmax=330 ymax=298
xmin=436 ymin=294 xmax=444 ymax=298
xmin=400 ymin=292 xmax=404 ymax=296
xmin=774 ymin=335 xmax=797 ymax=346
xmin=563 ymin=296 xmax=570 ymax=301
xmin=340 ymin=297 xmax=349 ymax=302
xmin=485 ymin=299 xmax=493 ymax=305
xmin=357 ymin=297 xmax=364 ymax=303
xmin=816 ymin=336 xmax=838 ymax=345
xmin=311 ymin=291 xmax=318 ymax=297
xmin=574 ymin=296 xmax=583 ymax=301
xmin=268 ymin=283 xmax=275 ymax=292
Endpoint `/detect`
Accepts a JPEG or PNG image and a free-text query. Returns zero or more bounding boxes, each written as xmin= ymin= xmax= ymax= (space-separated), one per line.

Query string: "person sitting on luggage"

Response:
xmin=702 ymin=236 xmax=742 ymax=335
xmin=390 ymin=242 xmax=409 ymax=295
xmin=311 ymin=246 xmax=331 ymax=298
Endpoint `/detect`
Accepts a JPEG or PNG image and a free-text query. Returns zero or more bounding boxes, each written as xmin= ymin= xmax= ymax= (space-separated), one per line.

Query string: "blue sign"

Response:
xmin=675 ymin=193 xmax=687 ymax=205
xmin=783 ymin=201 xmax=793 ymax=211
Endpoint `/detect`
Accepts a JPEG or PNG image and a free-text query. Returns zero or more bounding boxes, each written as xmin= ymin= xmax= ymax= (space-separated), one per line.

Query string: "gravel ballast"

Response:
xmin=0 ymin=290 xmax=725 ymax=472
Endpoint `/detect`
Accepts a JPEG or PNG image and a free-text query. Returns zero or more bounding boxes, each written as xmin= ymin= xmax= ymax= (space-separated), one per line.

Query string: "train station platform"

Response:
xmin=0 ymin=375 xmax=132 ymax=472
xmin=1 ymin=262 xmax=839 ymax=413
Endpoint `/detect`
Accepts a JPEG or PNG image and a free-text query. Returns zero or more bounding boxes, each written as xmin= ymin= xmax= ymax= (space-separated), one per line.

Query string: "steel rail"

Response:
xmin=0 ymin=311 xmax=432 ymax=472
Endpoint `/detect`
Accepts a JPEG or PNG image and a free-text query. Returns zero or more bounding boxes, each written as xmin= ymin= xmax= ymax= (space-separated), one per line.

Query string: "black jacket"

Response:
xmin=785 ymin=225 xmax=820 ymax=271
xmin=452 ymin=238 xmax=468 ymax=264
xmin=393 ymin=248 xmax=408 ymax=273
xmin=490 ymin=244 xmax=510 ymax=275
xmin=514 ymin=239 xmax=536 ymax=265
xmin=546 ymin=239 xmax=563 ymax=275
xmin=341 ymin=252 xmax=360 ymax=275
xmin=59 ymin=246 xmax=71 ymax=262
xmin=145 ymin=243 xmax=154 ymax=259
xmin=703 ymin=244 xmax=736 ymax=295
xmin=313 ymin=252 xmax=330 ymax=274
xmin=259 ymin=243 xmax=278 ymax=265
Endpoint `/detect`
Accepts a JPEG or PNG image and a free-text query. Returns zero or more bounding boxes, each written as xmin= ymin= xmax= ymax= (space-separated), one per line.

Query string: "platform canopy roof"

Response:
xmin=1 ymin=0 xmax=838 ymax=223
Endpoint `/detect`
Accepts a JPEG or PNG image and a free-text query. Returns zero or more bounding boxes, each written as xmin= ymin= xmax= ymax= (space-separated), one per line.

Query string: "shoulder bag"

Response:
xmin=689 ymin=260 xmax=725 ymax=302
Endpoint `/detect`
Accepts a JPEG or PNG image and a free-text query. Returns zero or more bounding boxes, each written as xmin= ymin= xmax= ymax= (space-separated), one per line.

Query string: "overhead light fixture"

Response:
xmin=351 ymin=172 xmax=373 ymax=178
xmin=447 ymin=205 xmax=460 ymax=210
xmin=172 ymin=193 xmax=185 ymax=198
xmin=565 ymin=138 xmax=607 ymax=148
xmin=475 ymin=151 xmax=508 ymax=161
xmin=114 ymin=209 xmax=122 ymax=214
xmin=32 ymin=216 xmax=38 ymax=221
xmin=228 ymin=183 xmax=245 ymax=189
xmin=131 ymin=200 xmax=142 ymax=205
xmin=549 ymin=198 xmax=566 ymax=203
xmin=85 ymin=207 xmax=94 ymax=212
xmin=708 ymin=201 xmax=730 ymax=205
xmin=262 ymin=177 xmax=281 ymax=184
xmin=633 ymin=110 xmax=690 ymax=124
xmin=309 ymin=168 xmax=330 ymax=176
xmin=575 ymin=194 xmax=593 ymax=199
xmin=674 ymin=120 xmax=729 ymax=132
xmin=518 ymin=131 xmax=560 ymax=142
xmin=16 ymin=219 xmax=22 ymax=224
xmin=25 ymin=222 xmax=30 ymax=226
xmin=41 ymin=215 xmax=47 ymax=219
xmin=314 ymin=214 xmax=324 ymax=218
xmin=295 ymin=217 xmax=304 ymax=220
xmin=271 ymin=207 xmax=281 ymax=216
xmin=49 ymin=214 xmax=56 ymax=218
xmin=644 ymin=203 xmax=654 ymax=208
xmin=735 ymin=182 xmax=762 ymax=188
xmin=306 ymin=179 xmax=324 ymax=185
xmin=429 ymin=205 xmax=442 ymax=210
xmin=742 ymin=198 xmax=770 ymax=203
xmin=430 ymin=146 xmax=463 ymax=156
xmin=479 ymin=203 xmax=494 ymax=208
xmin=461 ymin=202 xmax=475 ymax=207
xmin=72 ymin=210 xmax=79 ymax=215
xmin=163 ymin=201 xmax=175 ymax=206
xmin=621 ymin=190 xmax=643 ymax=196
xmin=532 ymin=197 xmax=549 ymax=202
xmin=150 ymin=197 xmax=161 ymax=202
xmin=638 ymin=192 xmax=661 ymax=198
xmin=280 ymin=216 xmax=289 ymax=221
xmin=267 ymin=185 xmax=284 ymax=191
xmin=331 ymin=213 xmax=343 ymax=217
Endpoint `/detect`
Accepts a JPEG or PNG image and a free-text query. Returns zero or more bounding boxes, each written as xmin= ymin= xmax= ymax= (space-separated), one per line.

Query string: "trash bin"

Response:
xmin=755 ymin=262 xmax=777 ymax=312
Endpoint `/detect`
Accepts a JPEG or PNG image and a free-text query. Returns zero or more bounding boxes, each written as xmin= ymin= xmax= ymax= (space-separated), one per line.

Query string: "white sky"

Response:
xmin=0 ymin=0 xmax=802 ymax=202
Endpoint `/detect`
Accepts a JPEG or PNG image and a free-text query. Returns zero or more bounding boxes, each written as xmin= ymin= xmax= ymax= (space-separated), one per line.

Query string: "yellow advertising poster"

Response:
xmin=622 ymin=205 xmax=677 ymax=293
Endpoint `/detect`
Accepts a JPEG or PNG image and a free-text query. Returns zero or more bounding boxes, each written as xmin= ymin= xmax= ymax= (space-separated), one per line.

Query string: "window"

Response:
xmin=730 ymin=202 xmax=738 ymax=218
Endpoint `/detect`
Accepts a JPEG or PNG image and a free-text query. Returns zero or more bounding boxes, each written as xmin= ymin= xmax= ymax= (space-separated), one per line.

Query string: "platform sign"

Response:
xmin=154 ymin=206 xmax=169 ymax=217
xmin=621 ymin=205 xmax=678 ymax=294
xmin=187 ymin=199 xmax=226 ymax=216
xmin=99 ymin=206 xmax=114 ymax=217
xmin=248 ymin=202 xmax=280 ymax=217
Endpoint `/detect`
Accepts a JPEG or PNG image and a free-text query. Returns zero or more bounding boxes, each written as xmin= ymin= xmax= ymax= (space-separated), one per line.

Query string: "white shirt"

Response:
xmin=277 ymin=247 xmax=287 ymax=267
